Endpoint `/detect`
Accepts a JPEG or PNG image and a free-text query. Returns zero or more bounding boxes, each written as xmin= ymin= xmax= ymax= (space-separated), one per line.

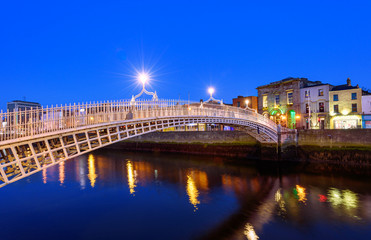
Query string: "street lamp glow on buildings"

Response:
xmin=245 ymin=99 xmax=257 ymax=112
xmin=131 ymin=72 xmax=158 ymax=103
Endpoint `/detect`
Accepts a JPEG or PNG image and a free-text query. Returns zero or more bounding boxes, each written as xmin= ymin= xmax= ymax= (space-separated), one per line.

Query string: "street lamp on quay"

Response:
xmin=131 ymin=72 xmax=158 ymax=103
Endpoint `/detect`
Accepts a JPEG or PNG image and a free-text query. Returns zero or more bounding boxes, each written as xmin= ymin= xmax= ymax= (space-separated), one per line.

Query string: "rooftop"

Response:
xmin=8 ymin=100 xmax=41 ymax=105
xmin=331 ymin=84 xmax=359 ymax=91
xmin=256 ymin=77 xmax=307 ymax=89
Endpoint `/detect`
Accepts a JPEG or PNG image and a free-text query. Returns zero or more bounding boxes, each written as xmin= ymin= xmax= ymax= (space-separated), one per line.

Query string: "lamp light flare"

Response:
xmin=138 ymin=73 xmax=149 ymax=85
xmin=208 ymin=87 xmax=215 ymax=95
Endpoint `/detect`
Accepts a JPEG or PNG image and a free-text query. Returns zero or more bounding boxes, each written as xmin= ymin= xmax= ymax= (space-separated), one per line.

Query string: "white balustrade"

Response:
xmin=0 ymin=99 xmax=278 ymax=143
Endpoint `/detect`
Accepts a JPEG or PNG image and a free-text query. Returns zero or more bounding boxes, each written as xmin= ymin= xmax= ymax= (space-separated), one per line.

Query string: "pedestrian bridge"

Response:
xmin=0 ymin=99 xmax=285 ymax=187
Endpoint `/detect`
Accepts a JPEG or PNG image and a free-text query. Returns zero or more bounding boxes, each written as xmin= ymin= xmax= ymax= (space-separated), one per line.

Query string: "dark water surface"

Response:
xmin=1 ymin=149 xmax=371 ymax=240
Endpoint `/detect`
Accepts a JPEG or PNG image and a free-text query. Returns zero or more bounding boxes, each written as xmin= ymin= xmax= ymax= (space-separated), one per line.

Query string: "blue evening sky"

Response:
xmin=1 ymin=0 xmax=370 ymax=110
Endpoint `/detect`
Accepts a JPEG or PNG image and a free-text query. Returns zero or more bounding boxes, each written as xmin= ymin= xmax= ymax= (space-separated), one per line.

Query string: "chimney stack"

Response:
xmin=347 ymin=78 xmax=351 ymax=86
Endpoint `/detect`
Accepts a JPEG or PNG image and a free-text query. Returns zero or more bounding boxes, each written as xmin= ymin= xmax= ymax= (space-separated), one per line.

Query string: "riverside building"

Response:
xmin=300 ymin=83 xmax=332 ymax=129
xmin=329 ymin=78 xmax=363 ymax=129
xmin=232 ymin=96 xmax=258 ymax=111
xmin=257 ymin=77 xmax=324 ymax=129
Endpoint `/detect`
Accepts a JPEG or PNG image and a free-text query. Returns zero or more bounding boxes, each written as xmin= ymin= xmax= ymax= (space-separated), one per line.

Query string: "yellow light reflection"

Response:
xmin=275 ymin=188 xmax=286 ymax=215
xmin=187 ymin=173 xmax=200 ymax=211
xmin=343 ymin=190 xmax=358 ymax=209
xmin=126 ymin=160 xmax=136 ymax=195
xmin=88 ymin=154 xmax=98 ymax=188
xmin=59 ymin=161 xmax=65 ymax=185
xmin=328 ymin=188 xmax=342 ymax=207
xmin=275 ymin=189 xmax=282 ymax=202
xmin=244 ymin=223 xmax=259 ymax=240
xmin=328 ymin=188 xmax=358 ymax=209
xmin=296 ymin=185 xmax=307 ymax=203
xmin=42 ymin=168 xmax=47 ymax=184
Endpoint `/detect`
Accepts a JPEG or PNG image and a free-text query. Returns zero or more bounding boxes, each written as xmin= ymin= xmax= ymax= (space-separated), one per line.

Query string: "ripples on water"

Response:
xmin=1 ymin=149 xmax=371 ymax=240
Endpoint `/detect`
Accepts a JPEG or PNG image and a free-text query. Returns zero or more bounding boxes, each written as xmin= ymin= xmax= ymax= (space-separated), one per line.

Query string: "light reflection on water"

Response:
xmin=87 ymin=154 xmax=97 ymax=188
xmin=186 ymin=171 xmax=200 ymax=211
xmin=1 ymin=149 xmax=371 ymax=240
xmin=59 ymin=161 xmax=65 ymax=186
xmin=126 ymin=160 xmax=136 ymax=195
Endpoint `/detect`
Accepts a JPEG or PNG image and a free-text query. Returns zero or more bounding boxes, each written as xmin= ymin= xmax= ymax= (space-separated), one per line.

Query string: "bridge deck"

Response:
xmin=0 ymin=99 xmax=281 ymax=187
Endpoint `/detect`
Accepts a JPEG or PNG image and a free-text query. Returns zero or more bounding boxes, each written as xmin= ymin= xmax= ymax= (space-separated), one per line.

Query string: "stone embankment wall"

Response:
xmin=108 ymin=131 xmax=271 ymax=159
xmin=298 ymin=129 xmax=371 ymax=147
xmin=297 ymin=129 xmax=371 ymax=165
xmin=108 ymin=130 xmax=371 ymax=165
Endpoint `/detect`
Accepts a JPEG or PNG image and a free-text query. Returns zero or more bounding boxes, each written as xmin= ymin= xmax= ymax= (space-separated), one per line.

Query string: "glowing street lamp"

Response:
xmin=131 ymin=72 xmax=158 ymax=103
xmin=205 ymin=87 xmax=223 ymax=105
xmin=138 ymin=73 xmax=149 ymax=86
xmin=208 ymin=87 xmax=215 ymax=97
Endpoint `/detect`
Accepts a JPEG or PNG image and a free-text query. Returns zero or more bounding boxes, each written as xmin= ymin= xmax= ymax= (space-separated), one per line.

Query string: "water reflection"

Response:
xmin=87 ymin=154 xmax=97 ymax=188
xmin=10 ymin=150 xmax=371 ymax=240
xmin=186 ymin=171 xmax=200 ymax=211
xmin=244 ymin=223 xmax=259 ymax=240
xmin=126 ymin=160 xmax=136 ymax=195
xmin=59 ymin=161 xmax=65 ymax=186
xmin=294 ymin=185 xmax=307 ymax=203
xmin=78 ymin=158 xmax=86 ymax=189
xmin=42 ymin=168 xmax=47 ymax=184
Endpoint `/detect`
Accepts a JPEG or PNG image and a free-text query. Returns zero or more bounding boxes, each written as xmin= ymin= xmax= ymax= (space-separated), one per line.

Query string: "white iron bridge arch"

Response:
xmin=0 ymin=99 xmax=283 ymax=187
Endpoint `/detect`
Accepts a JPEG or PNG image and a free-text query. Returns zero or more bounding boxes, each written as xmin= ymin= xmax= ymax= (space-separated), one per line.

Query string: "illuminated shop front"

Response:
xmin=362 ymin=115 xmax=371 ymax=129
xmin=269 ymin=108 xmax=284 ymax=126
xmin=331 ymin=115 xmax=362 ymax=129
xmin=266 ymin=108 xmax=297 ymax=129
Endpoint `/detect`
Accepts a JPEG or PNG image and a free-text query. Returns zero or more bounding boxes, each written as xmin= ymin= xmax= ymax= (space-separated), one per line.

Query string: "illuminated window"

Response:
xmin=305 ymin=104 xmax=309 ymax=113
xmin=333 ymin=94 xmax=339 ymax=101
xmin=351 ymin=93 xmax=357 ymax=100
xmin=262 ymin=95 xmax=268 ymax=108
xmin=275 ymin=95 xmax=280 ymax=105
xmin=319 ymin=102 xmax=324 ymax=112
xmin=334 ymin=104 xmax=339 ymax=113
xmin=287 ymin=92 xmax=293 ymax=105
xmin=352 ymin=103 xmax=357 ymax=112
xmin=318 ymin=89 xmax=324 ymax=96
xmin=305 ymin=90 xmax=310 ymax=98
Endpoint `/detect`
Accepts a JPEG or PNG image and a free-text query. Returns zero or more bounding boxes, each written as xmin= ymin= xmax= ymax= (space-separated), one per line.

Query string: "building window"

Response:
xmin=333 ymin=94 xmax=339 ymax=101
xmin=305 ymin=103 xmax=309 ymax=113
xmin=237 ymin=102 xmax=240 ymax=107
xmin=305 ymin=90 xmax=310 ymax=98
xmin=319 ymin=102 xmax=324 ymax=112
xmin=318 ymin=89 xmax=324 ymax=96
xmin=263 ymin=95 xmax=268 ymax=108
xmin=351 ymin=92 xmax=357 ymax=100
xmin=287 ymin=92 xmax=293 ymax=105
xmin=275 ymin=95 xmax=280 ymax=105
xmin=352 ymin=103 xmax=357 ymax=112
xmin=334 ymin=105 xmax=339 ymax=113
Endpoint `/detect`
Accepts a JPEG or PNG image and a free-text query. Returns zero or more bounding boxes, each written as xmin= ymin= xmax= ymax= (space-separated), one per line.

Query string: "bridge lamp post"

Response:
xmin=205 ymin=87 xmax=223 ymax=105
xmin=131 ymin=72 xmax=158 ymax=103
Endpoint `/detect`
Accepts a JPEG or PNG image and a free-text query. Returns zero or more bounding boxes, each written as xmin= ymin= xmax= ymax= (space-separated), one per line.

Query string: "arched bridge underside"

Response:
xmin=0 ymin=100 xmax=280 ymax=187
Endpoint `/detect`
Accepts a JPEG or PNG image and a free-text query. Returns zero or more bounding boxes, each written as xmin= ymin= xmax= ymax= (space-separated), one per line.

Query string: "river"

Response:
xmin=1 ymin=149 xmax=371 ymax=240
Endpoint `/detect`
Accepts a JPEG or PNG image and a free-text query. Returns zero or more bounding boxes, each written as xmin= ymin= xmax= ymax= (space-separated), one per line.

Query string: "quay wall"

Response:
xmin=108 ymin=131 xmax=267 ymax=159
xmin=297 ymin=129 xmax=371 ymax=166
xmin=108 ymin=130 xmax=371 ymax=165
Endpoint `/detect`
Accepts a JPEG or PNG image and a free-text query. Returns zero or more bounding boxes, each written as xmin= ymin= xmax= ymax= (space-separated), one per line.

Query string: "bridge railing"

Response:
xmin=0 ymin=99 xmax=277 ymax=143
